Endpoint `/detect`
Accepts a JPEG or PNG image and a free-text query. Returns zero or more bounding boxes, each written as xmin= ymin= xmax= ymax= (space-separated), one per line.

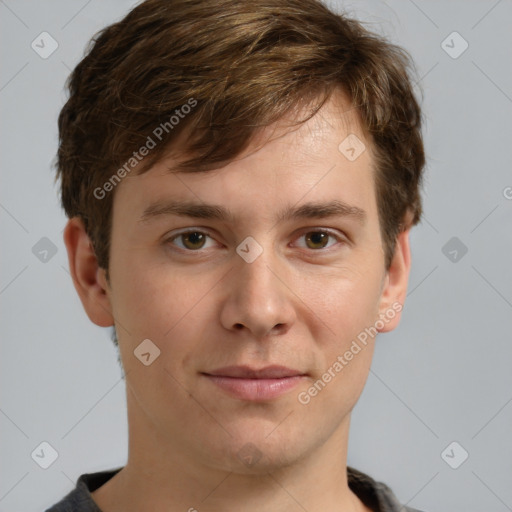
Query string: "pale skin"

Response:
xmin=64 ymin=90 xmax=412 ymax=512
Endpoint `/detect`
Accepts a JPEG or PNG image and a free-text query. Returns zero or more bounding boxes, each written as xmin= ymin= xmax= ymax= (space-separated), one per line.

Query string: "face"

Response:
xmin=77 ymin=90 xmax=409 ymax=473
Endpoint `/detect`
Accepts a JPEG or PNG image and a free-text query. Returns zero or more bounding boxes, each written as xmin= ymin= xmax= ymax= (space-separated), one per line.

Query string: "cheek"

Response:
xmin=109 ymin=251 xmax=222 ymax=351
xmin=297 ymin=272 xmax=381 ymax=423
xmin=303 ymin=264 xmax=384 ymax=342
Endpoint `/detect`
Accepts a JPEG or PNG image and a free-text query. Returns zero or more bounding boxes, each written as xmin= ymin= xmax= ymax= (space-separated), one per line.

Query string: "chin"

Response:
xmin=205 ymin=426 xmax=309 ymax=474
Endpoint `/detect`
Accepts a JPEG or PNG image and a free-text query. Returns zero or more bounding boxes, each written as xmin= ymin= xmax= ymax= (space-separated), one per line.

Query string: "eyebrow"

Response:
xmin=139 ymin=199 xmax=366 ymax=226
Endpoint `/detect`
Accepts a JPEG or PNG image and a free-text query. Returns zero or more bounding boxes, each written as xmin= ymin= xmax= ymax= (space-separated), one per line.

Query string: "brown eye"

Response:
xmin=181 ymin=232 xmax=206 ymax=250
xmin=304 ymin=231 xmax=330 ymax=250
xmin=170 ymin=231 xmax=213 ymax=251
xmin=295 ymin=230 xmax=343 ymax=251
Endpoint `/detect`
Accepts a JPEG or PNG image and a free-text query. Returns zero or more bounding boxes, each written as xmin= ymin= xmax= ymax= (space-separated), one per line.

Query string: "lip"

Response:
xmin=205 ymin=365 xmax=305 ymax=379
xmin=202 ymin=365 xmax=307 ymax=401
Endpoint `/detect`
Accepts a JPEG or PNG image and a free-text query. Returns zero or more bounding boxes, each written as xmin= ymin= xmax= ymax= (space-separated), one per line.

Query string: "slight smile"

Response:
xmin=201 ymin=365 xmax=308 ymax=401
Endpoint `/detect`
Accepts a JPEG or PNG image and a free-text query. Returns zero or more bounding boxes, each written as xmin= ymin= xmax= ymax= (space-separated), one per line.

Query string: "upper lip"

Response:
xmin=203 ymin=365 xmax=305 ymax=379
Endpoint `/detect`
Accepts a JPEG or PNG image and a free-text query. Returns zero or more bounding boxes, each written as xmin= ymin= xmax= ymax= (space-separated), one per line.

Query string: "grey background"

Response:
xmin=1 ymin=1 xmax=511 ymax=511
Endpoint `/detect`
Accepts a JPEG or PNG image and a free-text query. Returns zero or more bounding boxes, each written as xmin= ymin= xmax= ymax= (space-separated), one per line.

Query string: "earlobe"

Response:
xmin=376 ymin=227 xmax=412 ymax=333
xmin=63 ymin=217 xmax=114 ymax=327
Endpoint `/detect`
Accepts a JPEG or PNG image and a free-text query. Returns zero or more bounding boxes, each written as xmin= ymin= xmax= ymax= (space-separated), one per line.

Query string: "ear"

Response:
xmin=376 ymin=226 xmax=412 ymax=333
xmin=63 ymin=217 xmax=114 ymax=327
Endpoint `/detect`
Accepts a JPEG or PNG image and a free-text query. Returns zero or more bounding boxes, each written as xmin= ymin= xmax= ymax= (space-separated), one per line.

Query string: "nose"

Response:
xmin=219 ymin=244 xmax=297 ymax=340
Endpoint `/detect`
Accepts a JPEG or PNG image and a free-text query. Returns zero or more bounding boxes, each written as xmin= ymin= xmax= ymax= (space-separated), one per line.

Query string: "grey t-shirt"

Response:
xmin=45 ymin=466 xmax=426 ymax=512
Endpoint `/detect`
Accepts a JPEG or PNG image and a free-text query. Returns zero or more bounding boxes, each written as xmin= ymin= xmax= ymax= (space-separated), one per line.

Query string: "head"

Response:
xmin=58 ymin=0 xmax=424 ymax=474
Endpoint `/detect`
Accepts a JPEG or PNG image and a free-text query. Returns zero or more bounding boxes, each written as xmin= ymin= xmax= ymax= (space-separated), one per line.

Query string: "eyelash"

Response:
xmin=165 ymin=228 xmax=346 ymax=254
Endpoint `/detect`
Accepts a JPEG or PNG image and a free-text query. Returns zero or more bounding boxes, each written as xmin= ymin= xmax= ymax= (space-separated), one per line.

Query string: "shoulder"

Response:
xmin=347 ymin=466 xmax=428 ymax=512
xmin=44 ymin=468 xmax=122 ymax=512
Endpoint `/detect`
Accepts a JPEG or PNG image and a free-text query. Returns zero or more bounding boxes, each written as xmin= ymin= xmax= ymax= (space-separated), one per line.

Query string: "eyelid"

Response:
xmin=165 ymin=228 xmax=219 ymax=251
xmin=165 ymin=227 xmax=348 ymax=252
xmin=291 ymin=227 xmax=347 ymax=250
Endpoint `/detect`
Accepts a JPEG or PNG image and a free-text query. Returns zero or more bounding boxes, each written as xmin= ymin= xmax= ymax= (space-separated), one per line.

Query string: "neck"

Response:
xmin=91 ymin=387 xmax=370 ymax=512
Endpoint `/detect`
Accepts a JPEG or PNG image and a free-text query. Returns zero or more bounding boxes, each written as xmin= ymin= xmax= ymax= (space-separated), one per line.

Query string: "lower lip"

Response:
xmin=203 ymin=375 xmax=305 ymax=401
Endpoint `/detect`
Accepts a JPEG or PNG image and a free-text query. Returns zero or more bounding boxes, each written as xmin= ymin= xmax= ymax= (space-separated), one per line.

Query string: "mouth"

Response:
xmin=201 ymin=365 xmax=308 ymax=401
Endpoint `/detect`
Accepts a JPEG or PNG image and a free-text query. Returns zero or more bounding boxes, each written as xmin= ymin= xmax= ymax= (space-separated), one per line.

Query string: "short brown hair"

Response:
xmin=56 ymin=0 xmax=425 ymax=271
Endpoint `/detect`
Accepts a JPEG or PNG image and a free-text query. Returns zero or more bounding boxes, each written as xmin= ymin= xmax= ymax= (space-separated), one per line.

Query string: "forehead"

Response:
xmin=136 ymin=87 xmax=370 ymax=177
xmin=113 ymin=89 xmax=377 ymax=225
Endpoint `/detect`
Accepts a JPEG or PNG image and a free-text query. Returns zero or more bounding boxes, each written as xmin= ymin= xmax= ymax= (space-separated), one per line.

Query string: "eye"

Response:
xmin=165 ymin=228 xmax=345 ymax=253
xmin=293 ymin=229 xmax=343 ymax=250
xmin=167 ymin=230 xmax=216 ymax=251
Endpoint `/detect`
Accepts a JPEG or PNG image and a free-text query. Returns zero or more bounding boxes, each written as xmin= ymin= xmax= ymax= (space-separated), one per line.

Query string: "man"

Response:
xmin=48 ymin=0 xmax=426 ymax=510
